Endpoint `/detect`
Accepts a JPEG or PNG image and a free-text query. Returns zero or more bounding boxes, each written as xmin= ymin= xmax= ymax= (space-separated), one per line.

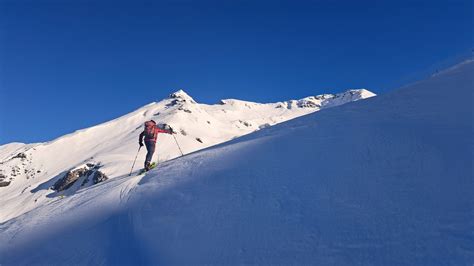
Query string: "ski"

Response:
xmin=137 ymin=162 xmax=156 ymax=175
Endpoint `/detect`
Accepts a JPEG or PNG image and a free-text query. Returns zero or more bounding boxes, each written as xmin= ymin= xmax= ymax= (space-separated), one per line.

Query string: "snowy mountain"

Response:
xmin=0 ymin=89 xmax=374 ymax=223
xmin=0 ymin=61 xmax=471 ymax=265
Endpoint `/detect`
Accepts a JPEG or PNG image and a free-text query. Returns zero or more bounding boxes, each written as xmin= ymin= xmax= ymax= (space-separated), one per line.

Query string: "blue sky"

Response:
xmin=0 ymin=0 xmax=472 ymax=144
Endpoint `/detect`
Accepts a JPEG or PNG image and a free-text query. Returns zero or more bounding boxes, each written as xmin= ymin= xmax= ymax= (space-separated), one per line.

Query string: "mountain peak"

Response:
xmin=169 ymin=89 xmax=196 ymax=103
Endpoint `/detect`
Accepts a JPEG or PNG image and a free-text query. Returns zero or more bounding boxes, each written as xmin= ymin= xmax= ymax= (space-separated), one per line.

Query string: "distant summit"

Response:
xmin=168 ymin=89 xmax=196 ymax=104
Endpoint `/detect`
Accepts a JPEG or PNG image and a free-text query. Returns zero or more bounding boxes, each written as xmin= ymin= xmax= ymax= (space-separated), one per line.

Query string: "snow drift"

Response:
xmin=0 ymin=61 xmax=473 ymax=265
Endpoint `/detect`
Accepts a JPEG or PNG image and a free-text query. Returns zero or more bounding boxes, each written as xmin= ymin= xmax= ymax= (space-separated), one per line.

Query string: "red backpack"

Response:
xmin=144 ymin=120 xmax=157 ymax=141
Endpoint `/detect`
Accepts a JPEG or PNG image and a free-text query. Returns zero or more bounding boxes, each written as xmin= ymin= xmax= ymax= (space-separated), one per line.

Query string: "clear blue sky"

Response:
xmin=0 ymin=0 xmax=472 ymax=144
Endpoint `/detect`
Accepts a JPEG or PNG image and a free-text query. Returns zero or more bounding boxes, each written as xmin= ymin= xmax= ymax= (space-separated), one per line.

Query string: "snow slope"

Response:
xmin=1 ymin=61 xmax=472 ymax=265
xmin=0 ymin=89 xmax=374 ymax=222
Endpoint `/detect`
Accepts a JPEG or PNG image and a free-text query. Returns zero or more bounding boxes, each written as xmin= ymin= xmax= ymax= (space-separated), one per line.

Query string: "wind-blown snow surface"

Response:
xmin=1 ymin=61 xmax=473 ymax=265
xmin=0 ymin=89 xmax=374 ymax=222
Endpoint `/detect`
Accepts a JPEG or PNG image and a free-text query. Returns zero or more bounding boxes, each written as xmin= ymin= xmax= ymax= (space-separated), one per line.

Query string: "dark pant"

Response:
xmin=144 ymin=141 xmax=156 ymax=167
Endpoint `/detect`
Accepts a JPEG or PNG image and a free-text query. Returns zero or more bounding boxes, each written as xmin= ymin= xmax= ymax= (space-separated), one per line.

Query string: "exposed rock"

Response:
xmin=93 ymin=171 xmax=108 ymax=184
xmin=0 ymin=174 xmax=10 ymax=187
xmin=86 ymin=163 xmax=99 ymax=169
xmin=275 ymin=102 xmax=287 ymax=109
xmin=166 ymin=99 xmax=180 ymax=107
xmin=297 ymin=99 xmax=319 ymax=108
xmin=239 ymin=120 xmax=252 ymax=127
xmin=53 ymin=164 xmax=108 ymax=192
xmin=178 ymin=107 xmax=192 ymax=113
xmin=196 ymin=138 xmax=203 ymax=143
xmin=12 ymin=153 xmax=27 ymax=160
xmin=11 ymin=166 xmax=20 ymax=177
xmin=53 ymin=167 xmax=89 ymax=192
xmin=314 ymin=94 xmax=334 ymax=100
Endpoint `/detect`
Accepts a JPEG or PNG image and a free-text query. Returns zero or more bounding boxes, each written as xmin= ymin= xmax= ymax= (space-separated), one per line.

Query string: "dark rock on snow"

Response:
xmin=12 ymin=153 xmax=27 ymax=160
xmin=0 ymin=174 xmax=10 ymax=187
xmin=53 ymin=164 xmax=108 ymax=192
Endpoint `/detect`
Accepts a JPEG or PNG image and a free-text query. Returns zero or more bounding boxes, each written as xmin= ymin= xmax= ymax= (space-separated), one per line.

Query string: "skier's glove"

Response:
xmin=139 ymin=142 xmax=144 ymax=147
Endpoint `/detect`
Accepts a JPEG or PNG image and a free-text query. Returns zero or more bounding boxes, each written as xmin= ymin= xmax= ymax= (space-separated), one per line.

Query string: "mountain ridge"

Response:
xmin=0 ymin=88 xmax=375 ymax=222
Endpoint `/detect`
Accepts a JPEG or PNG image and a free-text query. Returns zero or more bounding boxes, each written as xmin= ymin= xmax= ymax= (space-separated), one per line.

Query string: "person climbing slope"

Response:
xmin=139 ymin=120 xmax=174 ymax=171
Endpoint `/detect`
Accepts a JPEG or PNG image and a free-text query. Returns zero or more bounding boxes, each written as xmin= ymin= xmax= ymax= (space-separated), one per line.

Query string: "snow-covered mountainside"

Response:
xmin=0 ymin=89 xmax=374 ymax=222
xmin=0 ymin=61 xmax=471 ymax=265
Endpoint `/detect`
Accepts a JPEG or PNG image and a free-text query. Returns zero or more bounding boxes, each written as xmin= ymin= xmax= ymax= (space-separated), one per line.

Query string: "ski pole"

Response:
xmin=172 ymin=134 xmax=184 ymax=157
xmin=129 ymin=146 xmax=142 ymax=176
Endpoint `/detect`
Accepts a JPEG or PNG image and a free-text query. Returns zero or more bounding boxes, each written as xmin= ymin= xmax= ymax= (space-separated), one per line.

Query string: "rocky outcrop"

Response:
xmin=53 ymin=167 xmax=88 ymax=191
xmin=0 ymin=174 xmax=10 ymax=187
xmin=12 ymin=153 xmax=27 ymax=160
xmin=52 ymin=163 xmax=108 ymax=192
xmin=92 ymin=171 xmax=108 ymax=184
xmin=297 ymin=98 xmax=322 ymax=108
xmin=0 ymin=151 xmax=42 ymax=187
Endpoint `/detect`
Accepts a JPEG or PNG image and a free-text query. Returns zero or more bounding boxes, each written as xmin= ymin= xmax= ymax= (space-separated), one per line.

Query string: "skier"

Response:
xmin=139 ymin=120 xmax=174 ymax=171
